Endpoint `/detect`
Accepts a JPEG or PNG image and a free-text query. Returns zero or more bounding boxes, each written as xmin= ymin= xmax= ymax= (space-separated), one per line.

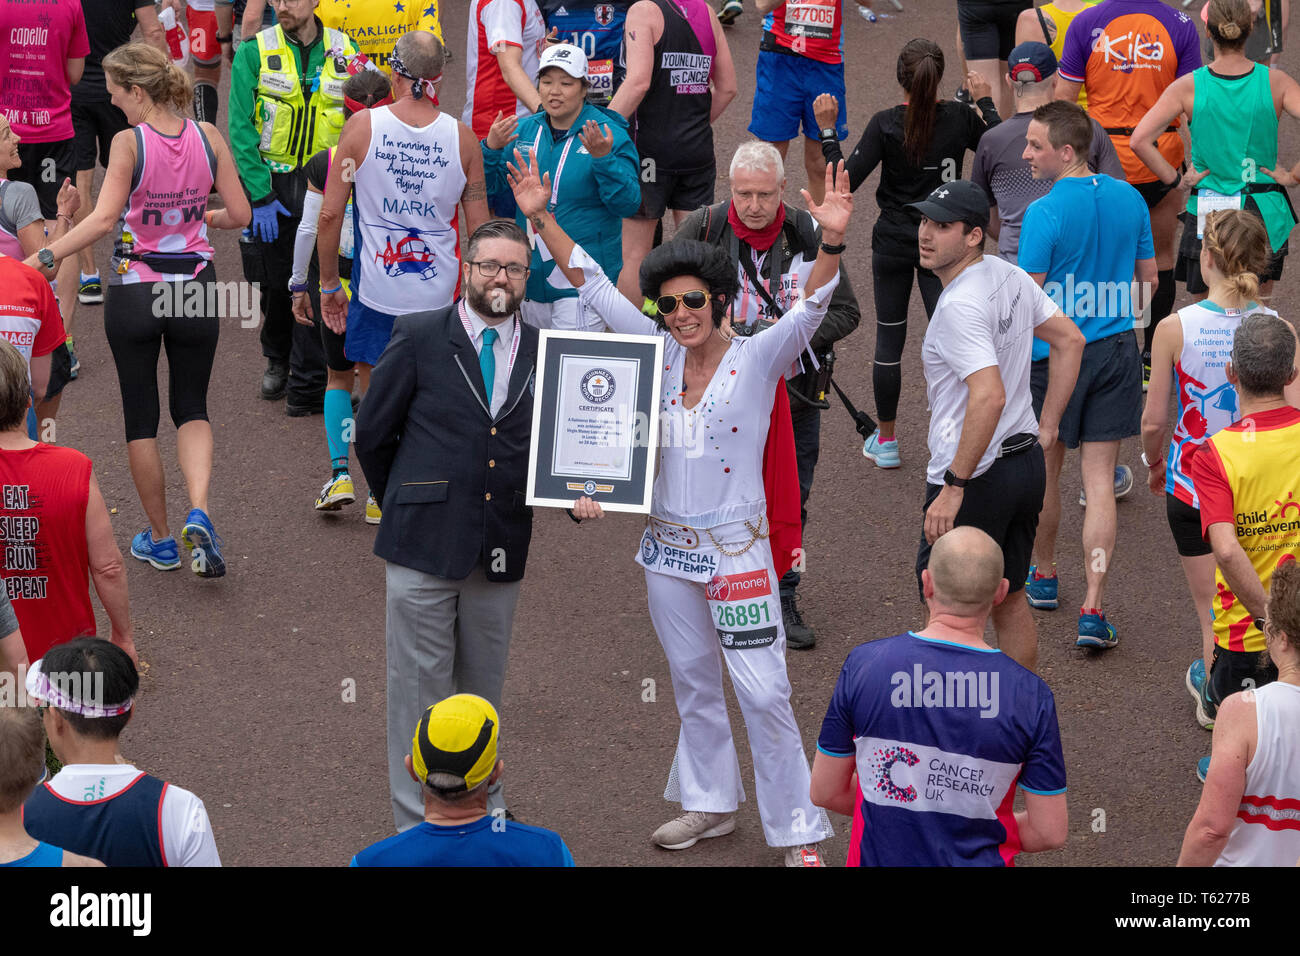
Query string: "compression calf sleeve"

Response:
xmin=324 ymin=388 xmax=353 ymax=471
xmin=1146 ymin=269 xmax=1176 ymax=357
xmin=194 ymin=83 xmax=219 ymax=125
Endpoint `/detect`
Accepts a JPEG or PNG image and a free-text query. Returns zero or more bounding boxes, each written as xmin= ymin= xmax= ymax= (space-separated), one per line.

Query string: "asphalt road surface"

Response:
xmin=50 ymin=0 xmax=1296 ymax=867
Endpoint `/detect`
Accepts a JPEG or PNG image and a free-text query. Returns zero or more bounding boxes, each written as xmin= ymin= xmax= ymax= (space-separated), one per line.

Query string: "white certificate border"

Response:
xmin=551 ymin=354 xmax=639 ymax=482
xmin=527 ymin=329 xmax=663 ymax=514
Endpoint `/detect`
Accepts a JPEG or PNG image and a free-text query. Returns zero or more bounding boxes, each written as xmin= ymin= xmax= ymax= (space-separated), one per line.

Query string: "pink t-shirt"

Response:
xmin=0 ymin=0 xmax=90 ymax=143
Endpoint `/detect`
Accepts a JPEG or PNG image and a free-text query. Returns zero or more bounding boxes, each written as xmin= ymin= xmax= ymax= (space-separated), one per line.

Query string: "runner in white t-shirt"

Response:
xmin=909 ymin=180 xmax=1083 ymax=673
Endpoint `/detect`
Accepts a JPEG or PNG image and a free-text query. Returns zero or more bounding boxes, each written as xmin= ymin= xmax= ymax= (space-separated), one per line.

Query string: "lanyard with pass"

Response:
xmin=459 ymin=299 xmax=521 ymax=383
xmin=525 ymin=128 xmax=576 ymax=262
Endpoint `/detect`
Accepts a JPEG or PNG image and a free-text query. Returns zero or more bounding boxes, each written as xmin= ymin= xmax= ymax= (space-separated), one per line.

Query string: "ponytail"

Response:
xmin=1202 ymin=209 xmax=1271 ymax=306
xmin=102 ymin=41 xmax=193 ymax=119
xmin=166 ymin=61 xmax=195 ymax=116
xmin=898 ymin=38 xmax=943 ymax=167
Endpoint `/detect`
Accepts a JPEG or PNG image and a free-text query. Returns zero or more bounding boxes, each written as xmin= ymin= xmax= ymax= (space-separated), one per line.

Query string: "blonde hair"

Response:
xmin=1202 ymin=209 xmax=1271 ymax=304
xmin=102 ymin=42 xmax=193 ymax=116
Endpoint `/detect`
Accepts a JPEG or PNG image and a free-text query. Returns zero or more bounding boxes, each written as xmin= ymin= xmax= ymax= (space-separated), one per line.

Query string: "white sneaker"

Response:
xmin=784 ymin=843 xmax=825 ymax=867
xmin=651 ymin=810 xmax=735 ymax=850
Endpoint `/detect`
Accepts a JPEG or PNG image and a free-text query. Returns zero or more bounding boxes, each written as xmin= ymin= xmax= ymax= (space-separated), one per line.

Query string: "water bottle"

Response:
xmin=860 ymin=5 xmax=878 ymax=22
xmin=160 ymin=7 xmax=191 ymax=68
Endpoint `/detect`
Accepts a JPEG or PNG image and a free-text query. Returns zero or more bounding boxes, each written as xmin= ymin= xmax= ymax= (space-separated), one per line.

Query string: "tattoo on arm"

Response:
xmin=463 ymin=180 xmax=486 ymax=202
xmin=530 ymin=214 xmax=547 ymax=233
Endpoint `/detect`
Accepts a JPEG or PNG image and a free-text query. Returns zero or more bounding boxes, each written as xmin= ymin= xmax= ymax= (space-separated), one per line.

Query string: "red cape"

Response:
xmin=763 ymin=382 xmax=802 ymax=579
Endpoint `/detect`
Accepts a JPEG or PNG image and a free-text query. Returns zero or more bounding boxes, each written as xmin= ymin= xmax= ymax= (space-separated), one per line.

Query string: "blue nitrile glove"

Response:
xmin=251 ymin=199 xmax=291 ymax=242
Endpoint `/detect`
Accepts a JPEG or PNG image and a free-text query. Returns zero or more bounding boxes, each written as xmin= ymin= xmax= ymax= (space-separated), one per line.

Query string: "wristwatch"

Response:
xmin=819 ymin=127 xmax=837 ymax=140
xmin=1254 ymin=616 xmax=1267 ymax=632
xmin=36 ymin=248 xmax=54 ymax=270
xmin=1141 ymin=451 xmax=1162 ymax=469
xmin=288 ymin=280 xmax=310 ymax=294
xmin=943 ymin=469 xmax=969 ymax=489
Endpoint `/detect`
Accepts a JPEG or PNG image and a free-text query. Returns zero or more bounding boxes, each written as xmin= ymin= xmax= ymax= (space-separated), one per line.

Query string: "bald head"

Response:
xmin=393 ymin=30 xmax=444 ymax=81
xmin=927 ymin=527 xmax=1005 ymax=611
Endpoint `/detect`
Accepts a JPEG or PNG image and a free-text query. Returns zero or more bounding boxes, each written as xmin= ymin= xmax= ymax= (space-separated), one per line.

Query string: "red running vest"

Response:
xmin=0 ymin=445 xmax=94 ymax=659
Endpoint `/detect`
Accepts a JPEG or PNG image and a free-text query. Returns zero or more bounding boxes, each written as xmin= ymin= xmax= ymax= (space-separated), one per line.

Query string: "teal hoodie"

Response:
xmin=483 ymin=103 xmax=642 ymax=303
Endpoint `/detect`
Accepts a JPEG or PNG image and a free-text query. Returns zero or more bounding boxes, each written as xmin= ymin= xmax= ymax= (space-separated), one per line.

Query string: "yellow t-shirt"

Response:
xmin=1193 ymin=406 xmax=1300 ymax=653
xmin=1037 ymin=2 xmax=1099 ymax=110
xmin=318 ymin=0 xmax=443 ymax=70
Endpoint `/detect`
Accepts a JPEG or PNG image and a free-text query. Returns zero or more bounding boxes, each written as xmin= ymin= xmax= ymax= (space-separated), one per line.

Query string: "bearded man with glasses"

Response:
xmin=355 ymin=218 xmax=601 ymax=832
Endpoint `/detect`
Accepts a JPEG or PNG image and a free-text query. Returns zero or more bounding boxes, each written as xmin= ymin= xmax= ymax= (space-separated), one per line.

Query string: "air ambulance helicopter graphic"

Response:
xmin=366 ymin=214 xmax=452 ymax=281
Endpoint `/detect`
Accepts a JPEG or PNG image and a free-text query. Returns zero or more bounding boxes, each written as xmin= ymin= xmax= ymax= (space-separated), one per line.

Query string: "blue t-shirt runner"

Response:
xmin=1019 ymin=173 xmax=1154 ymax=360
xmin=817 ymin=632 xmax=1067 ymax=866
xmin=350 ymin=816 xmax=576 ymax=867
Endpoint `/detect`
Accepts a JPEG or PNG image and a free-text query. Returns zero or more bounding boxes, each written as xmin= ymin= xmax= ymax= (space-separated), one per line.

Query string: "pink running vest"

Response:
xmin=112 ymin=120 xmax=216 ymax=285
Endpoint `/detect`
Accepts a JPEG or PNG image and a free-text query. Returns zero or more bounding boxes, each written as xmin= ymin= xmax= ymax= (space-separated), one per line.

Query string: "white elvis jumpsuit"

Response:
xmin=574 ymin=246 xmax=835 ymax=847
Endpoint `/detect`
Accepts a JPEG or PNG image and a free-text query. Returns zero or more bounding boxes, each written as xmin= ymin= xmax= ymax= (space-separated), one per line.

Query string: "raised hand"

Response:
xmin=486 ymin=110 xmax=518 ymax=151
xmin=55 ymin=177 xmax=80 ymax=220
xmin=545 ymin=25 xmax=561 ymax=45
xmin=813 ymin=93 xmax=839 ymax=131
xmin=963 ymin=70 xmax=992 ymax=102
xmin=506 ymin=148 xmax=553 ymax=219
xmin=803 ymin=160 xmax=853 ymax=240
xmin=579 ymin=120 xmax=613 ymax=158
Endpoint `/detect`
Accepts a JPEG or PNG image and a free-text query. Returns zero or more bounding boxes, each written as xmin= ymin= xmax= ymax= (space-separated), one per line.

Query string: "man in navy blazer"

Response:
xmin=356 ymin=220 xmax=555 ymax=830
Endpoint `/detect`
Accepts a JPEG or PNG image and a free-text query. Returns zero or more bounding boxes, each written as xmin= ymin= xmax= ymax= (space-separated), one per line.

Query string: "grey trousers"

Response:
xmin=385 ymin=561 xmax=523 ymax=832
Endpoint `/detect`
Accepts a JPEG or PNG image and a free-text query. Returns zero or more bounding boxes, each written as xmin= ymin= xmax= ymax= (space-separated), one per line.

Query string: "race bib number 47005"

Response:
xmin=786 ymin=0 xmax=835 ymax=40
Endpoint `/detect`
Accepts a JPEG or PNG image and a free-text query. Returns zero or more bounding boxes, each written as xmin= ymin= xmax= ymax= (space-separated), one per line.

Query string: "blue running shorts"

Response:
xmin=748 ymin=50 xmax=848 ymax=144
xmin=345 ymin=299 xmax=400 ymax=368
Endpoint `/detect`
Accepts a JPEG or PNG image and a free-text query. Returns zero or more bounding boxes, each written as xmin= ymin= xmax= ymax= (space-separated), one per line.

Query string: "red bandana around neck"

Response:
xmin=727 ymin=201 xmax=786 ymax=251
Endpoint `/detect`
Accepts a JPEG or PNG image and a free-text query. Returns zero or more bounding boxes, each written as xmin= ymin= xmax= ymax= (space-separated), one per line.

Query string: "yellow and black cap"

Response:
xmin=411 ymin=695 xmax=499 ymax=793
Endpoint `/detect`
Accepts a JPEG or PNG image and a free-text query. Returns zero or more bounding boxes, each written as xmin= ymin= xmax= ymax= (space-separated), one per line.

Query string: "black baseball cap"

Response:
xmin=907 ymin=180 xmax=990 ymax=230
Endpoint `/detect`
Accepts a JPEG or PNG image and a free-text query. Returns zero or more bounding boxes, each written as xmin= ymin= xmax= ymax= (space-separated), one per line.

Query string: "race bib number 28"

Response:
xmin=588 ymin=59 xmax=614 ymax=98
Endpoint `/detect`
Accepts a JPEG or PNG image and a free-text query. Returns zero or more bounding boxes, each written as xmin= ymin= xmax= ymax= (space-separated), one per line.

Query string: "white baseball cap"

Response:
xmin=538 ymin=43 xmax=588 ymax=80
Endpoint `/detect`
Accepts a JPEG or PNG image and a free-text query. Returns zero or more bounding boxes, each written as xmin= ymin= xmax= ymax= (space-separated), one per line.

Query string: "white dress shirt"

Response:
xmin=462 ymin=302 xmax=517 ymax=418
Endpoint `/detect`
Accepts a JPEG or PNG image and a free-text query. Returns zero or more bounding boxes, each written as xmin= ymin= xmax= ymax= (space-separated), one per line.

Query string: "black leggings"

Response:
xmin=105 ymin=263 xmax=220 ymax=442
xmin=871 ymin=251 xmax=942 ymax=423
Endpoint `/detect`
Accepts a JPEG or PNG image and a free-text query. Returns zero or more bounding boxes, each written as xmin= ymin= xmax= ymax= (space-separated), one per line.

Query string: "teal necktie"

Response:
xmin=479 ymin=327 xmax=498 ymax=406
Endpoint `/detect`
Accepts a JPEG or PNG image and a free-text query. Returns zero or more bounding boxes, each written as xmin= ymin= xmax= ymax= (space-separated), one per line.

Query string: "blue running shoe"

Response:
xmin=1196 ymin=755 xmax=1211 ymax=783
xmin=130 ymin=529 xmax=181 ymax=571
xmin=1186 ymin=659 xmax=1216 ymax=730
xmin=862 ymin=429 xmax=900 ymax=469
xmin=1077 ymin=610 xmax=1119 ymax=649
xmin=1025 ymin=565 xmax=1059 ymax=610
xmin=181 ymin=508 xmax=226 ymax=578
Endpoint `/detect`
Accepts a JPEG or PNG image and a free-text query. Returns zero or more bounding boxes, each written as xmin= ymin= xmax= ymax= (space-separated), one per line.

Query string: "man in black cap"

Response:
xmin=910 ymin=180 xmax=1083 ymax=672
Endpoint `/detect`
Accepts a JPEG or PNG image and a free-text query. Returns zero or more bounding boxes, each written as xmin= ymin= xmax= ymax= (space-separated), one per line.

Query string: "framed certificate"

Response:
xmin=526 ymin=330 xmax=663 ymax=513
